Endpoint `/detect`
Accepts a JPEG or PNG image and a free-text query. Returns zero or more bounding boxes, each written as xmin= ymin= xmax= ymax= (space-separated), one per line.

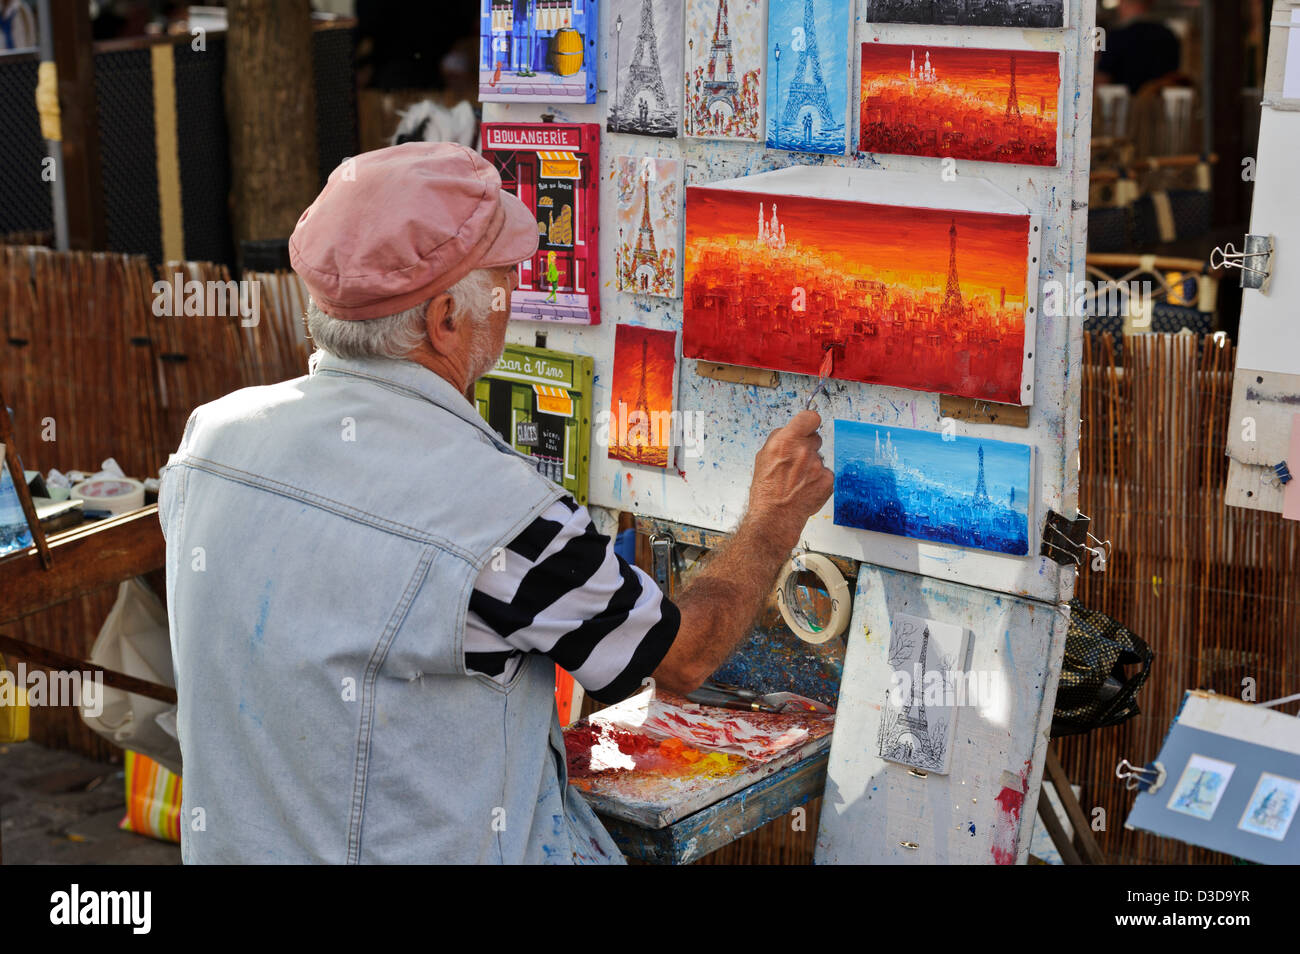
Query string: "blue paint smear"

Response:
xmin=252 ymin=578 xmax=273 ymax=649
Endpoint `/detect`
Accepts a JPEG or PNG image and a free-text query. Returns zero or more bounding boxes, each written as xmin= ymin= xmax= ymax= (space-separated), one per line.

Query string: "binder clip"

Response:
xmin=1041 ymin=510 xmax=1111 ymax=570
xmin=1116 ymin=759 xmax=1166 ymax=794
xmin=1271 ymin=461 xmax=1292 ymax=487
xmin=1210 ymin=234 xmax=1273 ymax=293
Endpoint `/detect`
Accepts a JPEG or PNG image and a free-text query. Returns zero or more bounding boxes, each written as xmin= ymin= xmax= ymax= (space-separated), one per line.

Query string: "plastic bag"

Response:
xmin=80 ymin=578 xmax=181 ymax=774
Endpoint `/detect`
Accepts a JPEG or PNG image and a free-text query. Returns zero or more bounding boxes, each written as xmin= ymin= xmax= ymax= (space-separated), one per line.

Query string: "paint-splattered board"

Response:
xmin=814 ymin=562 xmax=1068 ymax=864
xmin=566 ymin=702 xmax=836 ymax=828
xmin=485 ymin=0 xmax=1093 ymax=606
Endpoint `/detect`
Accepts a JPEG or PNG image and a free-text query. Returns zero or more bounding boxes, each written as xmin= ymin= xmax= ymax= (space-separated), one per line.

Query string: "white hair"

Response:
xmin=306 ymin=268 xmax=498 ymax=360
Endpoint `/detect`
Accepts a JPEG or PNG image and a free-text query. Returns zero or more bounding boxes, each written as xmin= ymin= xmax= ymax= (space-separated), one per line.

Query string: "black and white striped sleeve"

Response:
xmin=464 ymin=496 xmax=680 ymax=704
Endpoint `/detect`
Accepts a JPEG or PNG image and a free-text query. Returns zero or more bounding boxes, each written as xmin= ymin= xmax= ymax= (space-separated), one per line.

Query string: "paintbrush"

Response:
xmin=805 ymin=348 xmax=834 ymax=410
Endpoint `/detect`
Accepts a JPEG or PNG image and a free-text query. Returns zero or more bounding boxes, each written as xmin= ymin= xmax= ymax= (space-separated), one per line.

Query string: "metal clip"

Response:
xmin=1040 ymin=509 xmax=1091 ymax=567
xmin=1271 ymin=461 xmax=1293 ymax=488
xmin=648 ymin=530 xmax=677 ymax=598
xmin=1210 ymin=234 xmax=1273 ymax=292
xmin=1116 ymin=759 xmax=1166 ymax=794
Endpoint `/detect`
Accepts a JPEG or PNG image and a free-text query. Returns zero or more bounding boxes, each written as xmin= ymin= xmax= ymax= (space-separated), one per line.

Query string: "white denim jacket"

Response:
xmin=158 ymin=351 xmax=623 ymax=864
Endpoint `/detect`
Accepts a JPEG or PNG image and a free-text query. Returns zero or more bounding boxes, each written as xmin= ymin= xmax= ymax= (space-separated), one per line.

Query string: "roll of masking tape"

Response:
xmin=774 ymin=552 xmax=851 ymax=645
xmin=71 ymin=477 xmax=145 ymax=515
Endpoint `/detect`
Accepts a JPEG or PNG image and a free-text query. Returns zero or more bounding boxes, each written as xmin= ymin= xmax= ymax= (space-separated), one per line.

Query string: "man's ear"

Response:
xmin=424 ymin=293 xmax=458 ymax=355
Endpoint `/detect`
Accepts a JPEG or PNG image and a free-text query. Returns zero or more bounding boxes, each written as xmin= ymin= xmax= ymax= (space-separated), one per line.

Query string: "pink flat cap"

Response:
xmin=289 ymin=141 xmax=538 ymax=320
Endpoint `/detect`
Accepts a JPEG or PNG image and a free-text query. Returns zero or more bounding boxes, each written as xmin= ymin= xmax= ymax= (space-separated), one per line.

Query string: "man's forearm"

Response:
xmin=652 ymin=510 xmax=798 ymax=693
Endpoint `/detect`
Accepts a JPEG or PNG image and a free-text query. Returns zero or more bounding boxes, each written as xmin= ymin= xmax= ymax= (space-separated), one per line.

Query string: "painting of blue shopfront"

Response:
xmin=480 ymin=0 xmax=599 ymax=103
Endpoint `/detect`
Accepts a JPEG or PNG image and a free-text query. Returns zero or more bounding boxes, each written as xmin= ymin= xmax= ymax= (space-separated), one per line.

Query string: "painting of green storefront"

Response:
xmin=475 ymin=343 xmax=594 ymax=504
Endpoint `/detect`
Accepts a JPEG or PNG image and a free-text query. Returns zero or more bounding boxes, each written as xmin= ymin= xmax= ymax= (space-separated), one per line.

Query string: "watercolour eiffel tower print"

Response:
xmin=765 ymin=0 xmax=852 ymax=155
xmin=614 ymin=155 xmax=681 ymax=297
xmin=684 ymin=0 xmax=764 ymax=141
xmin=608 ymin=0 xmax=682 ymax=136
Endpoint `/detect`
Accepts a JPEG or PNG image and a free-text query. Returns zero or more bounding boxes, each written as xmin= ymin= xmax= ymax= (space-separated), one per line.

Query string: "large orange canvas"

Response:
xmin=683 ymin=186 xmax=1032 ymax=403
xmin=859 ymin=44 xmax=1060 ymax=166
xmin=608 ymin=324 xmax=677 ymax=468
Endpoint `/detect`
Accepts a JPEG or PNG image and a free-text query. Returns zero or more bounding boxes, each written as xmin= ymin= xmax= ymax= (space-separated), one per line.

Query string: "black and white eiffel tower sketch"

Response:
xmin=778 ymin=0 xmax=835 ymax=143
xmin=610 ymin=0 xmax=677 ymax=135
xmin=897 ymin=625 xmax=932 ymax=747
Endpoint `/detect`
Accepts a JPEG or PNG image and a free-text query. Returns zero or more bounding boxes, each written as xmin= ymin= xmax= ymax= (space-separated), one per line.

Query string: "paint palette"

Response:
xmin=564 ymin=691 xmax=835 ymax=827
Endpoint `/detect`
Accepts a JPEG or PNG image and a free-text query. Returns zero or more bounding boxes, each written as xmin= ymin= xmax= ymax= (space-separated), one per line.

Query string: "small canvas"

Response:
xmin=1166 ymin=754 xmax=1236 ymax=821
xmin=607 ymin=0 xmax=682 ymax=136
xmin=764 ymin=0 xmax=852 ymax=155
xmin=480 ymin=0 xmax=599 ymax=104
xmin=480 ymin=122 xmax=600 ymax=324
xmin=683 ymin=178 xmax=1036 ymax=404
xmin=878 ymin=613 xmax=968 ymax=775
xmin=1237 ymin=773 xmax=1300 ymax=840
xmin=684 ymin=0 xmax=764 ymax=141
xmin=864 ymin=0 xmax=1065 ymax=28
xmin=608 ymin=324 xmax=677 ymax=468
xmin=859 ymin=44 xmax=1061 ymax=167
xmin=614 ymin=155 xmax=682 ymax=298
xmin=833 ymin=421 xmax=1033 ymax=556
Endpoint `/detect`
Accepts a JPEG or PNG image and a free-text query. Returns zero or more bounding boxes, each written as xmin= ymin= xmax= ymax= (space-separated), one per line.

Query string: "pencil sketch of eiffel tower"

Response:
xmin=611 ymin=0 xmax=677 ymax=135
xmin=705 ymin=0 xmax=740 ymax=117
xmin=779 ymin=0 xmax=834 ymax=138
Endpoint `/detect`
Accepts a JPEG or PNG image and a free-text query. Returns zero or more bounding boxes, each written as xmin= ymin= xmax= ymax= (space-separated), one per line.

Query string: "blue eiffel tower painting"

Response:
xmin=764 ymin=0 xmax=851 ymax=154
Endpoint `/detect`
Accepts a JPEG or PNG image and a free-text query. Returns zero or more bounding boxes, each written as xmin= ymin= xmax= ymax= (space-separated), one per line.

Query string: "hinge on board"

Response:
xmin=1040 ymin=509 xmax=1112 ymax=571
xmin=1210 ymin=234 xmax=1273 ymax=292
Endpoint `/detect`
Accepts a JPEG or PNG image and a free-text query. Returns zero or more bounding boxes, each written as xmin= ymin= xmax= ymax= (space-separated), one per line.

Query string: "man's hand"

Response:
xmin=746 ymin=410 xmax=835 ymax=549
xmin=651 ymin=411 xmax=835 ymax=694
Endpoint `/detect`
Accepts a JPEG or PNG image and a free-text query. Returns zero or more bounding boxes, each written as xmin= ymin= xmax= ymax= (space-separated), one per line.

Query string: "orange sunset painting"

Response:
xmin=608 ymin=324 xmax=677 ymax=468
xmin=683 ymin=186 xmax=1032 ymax=404
xmin=859 ymin=44 xmax=1060 ymax=166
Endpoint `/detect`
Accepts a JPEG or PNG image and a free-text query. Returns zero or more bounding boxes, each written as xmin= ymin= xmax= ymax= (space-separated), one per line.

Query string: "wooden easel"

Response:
xmin=1035 ymin=747 xmax=1107 ymax=865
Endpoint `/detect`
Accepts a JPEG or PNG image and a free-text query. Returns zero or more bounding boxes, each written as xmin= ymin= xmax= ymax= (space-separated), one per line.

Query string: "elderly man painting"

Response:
xmin=159 ymin=143 xmax=832 ymax=864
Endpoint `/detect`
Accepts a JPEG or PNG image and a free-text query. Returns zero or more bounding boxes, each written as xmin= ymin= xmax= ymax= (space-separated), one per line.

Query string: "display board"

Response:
xmin=814 ymin=562 xmax=1068 ymax=864
xmin=1125 ymin=693 xmax=1300 ymax=865
xmin=485 ymin=0 xmax=1092 ymax=607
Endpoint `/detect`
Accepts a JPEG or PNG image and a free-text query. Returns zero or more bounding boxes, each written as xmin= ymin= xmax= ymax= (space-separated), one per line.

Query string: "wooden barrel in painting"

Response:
xmin=553 ymin=28 xmax=583 ymax=76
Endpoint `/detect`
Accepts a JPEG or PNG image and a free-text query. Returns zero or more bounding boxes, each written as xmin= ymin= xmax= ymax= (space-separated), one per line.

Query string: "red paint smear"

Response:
xmin=990 ymin=762 xmax=1033 ymax=865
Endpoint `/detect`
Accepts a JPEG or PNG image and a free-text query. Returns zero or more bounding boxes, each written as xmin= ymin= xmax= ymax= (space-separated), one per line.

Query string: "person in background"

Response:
xmin=1097 ymin=0 xmax=1182 ymax=94
xmin=0 ymin=0 xmax=37 ymax=52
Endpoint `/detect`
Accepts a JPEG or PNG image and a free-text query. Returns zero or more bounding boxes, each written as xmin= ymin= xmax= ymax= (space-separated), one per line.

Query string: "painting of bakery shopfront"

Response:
xmin=481 ymin=122 xmax=600 ymax=324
